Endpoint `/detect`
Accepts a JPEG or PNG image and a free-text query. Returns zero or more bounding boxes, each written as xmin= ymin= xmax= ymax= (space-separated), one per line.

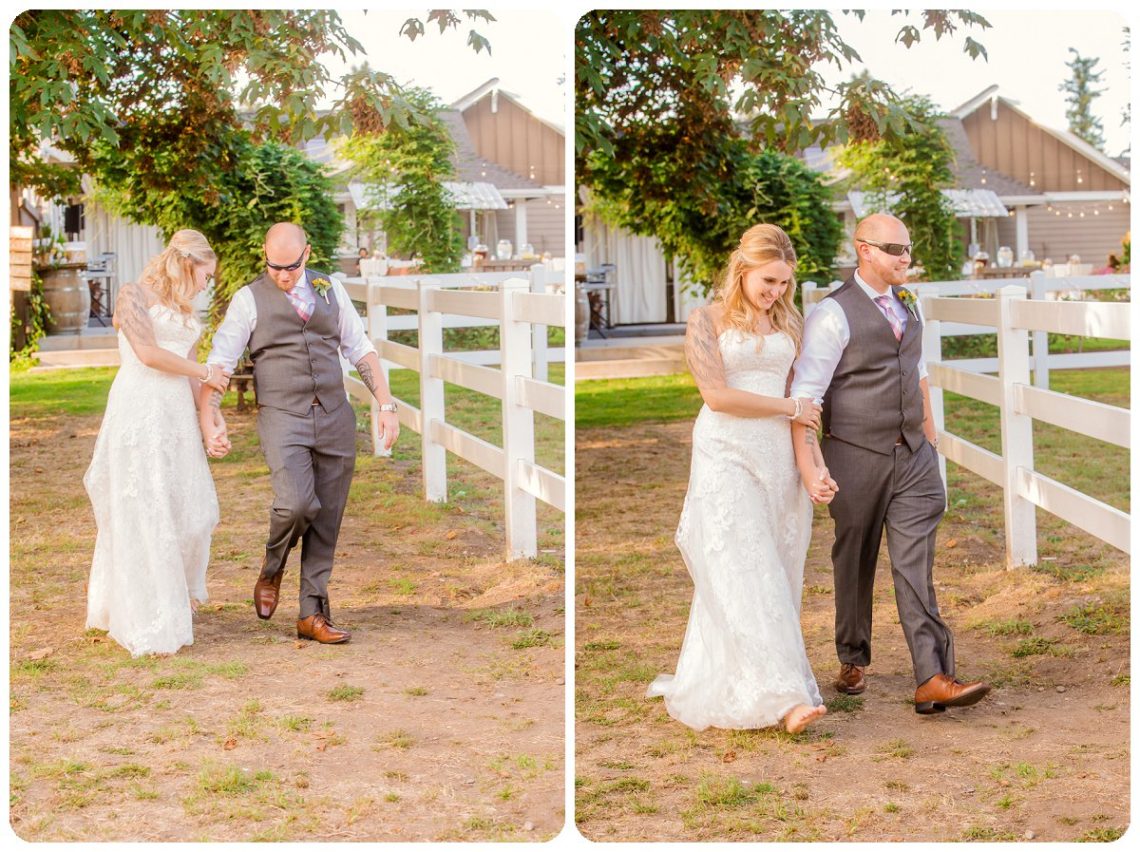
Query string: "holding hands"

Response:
xmin=204 ymin=424 xmax=231 ymax=459
xmin=804 ymin=467 xmax=839 ymax=505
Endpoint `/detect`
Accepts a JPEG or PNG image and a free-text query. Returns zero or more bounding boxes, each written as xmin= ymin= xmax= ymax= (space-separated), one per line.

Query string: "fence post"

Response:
xmin=997 ymin=284 xmax=1037 ymax=567
xmin=417 ymin=280 xmax=447 ymax=502
xmin=368 ymin=281 xmax=391 ymax=456
xmin=920 ymin=294 xmax=948 ymax=499
xmin=501 ymin=279 xmax=538 ymax=559
xmin=1029 ymin=271 xmax=1049 ymax=389
xmin=530 ymin=263 xmax=549 ymax=382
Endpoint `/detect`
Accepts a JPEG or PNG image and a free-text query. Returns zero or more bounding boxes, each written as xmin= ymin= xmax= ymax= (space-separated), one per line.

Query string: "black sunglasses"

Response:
xmin=857 ymin=238 xmax=913 ymax=257
xmin=265 ymin=246 xmax=309 ymax=272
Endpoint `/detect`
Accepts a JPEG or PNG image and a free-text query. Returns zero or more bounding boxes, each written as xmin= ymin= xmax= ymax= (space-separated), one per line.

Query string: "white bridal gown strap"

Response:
xmin=84 ymin=305 xmax=219 ymax=657
xmin=648 ymin=328 xmax=821 ymax=730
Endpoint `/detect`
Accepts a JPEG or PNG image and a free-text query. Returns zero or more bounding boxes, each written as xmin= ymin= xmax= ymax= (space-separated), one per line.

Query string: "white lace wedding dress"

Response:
xmin=647 ymin=329 xmax=822 ymax=730
xmin=84 ymin=305 xmax=219 ymax=656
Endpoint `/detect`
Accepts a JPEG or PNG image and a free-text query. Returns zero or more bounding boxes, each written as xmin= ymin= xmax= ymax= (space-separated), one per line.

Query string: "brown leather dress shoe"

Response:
xmin=297 ymin=613 xmax=351 ymax=644
xmin=834 ymin=663 xmax=866 ymax=695
xmin=914 ymin=673 xmax=991 ymax=714
xmin=253 ymin=570 xmax=284 ymax=620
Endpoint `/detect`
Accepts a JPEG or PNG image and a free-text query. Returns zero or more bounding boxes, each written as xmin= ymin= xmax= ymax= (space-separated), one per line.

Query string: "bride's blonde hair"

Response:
xmin=137 ymin=229 xmax=215 ymax=317
xmin=715 ymin=223 xmax=803 ymax=352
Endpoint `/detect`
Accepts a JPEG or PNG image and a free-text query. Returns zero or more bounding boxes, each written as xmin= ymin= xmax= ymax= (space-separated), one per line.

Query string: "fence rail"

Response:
xmin=804 ymin=273 xmax=1129 ymax=387
xmin=339 ymin=266 xmax=565 ymax=560
xmin=923 ymin=283 xmax=1130 ymax=563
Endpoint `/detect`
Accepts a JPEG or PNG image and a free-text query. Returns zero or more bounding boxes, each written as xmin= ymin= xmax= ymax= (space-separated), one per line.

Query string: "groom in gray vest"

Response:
xmin=791 ymin=213 xmax=990 ymax=714
xmin=202 ymin=223 xmax=400 ymax=644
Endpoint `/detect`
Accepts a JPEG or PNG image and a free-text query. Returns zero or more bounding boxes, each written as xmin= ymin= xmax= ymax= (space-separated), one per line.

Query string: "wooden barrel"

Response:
xmin=40 ymin=263 xmax=90 ymax=335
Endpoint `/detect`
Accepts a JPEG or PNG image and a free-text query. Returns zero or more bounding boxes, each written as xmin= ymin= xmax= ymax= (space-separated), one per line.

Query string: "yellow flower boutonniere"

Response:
xmin=311 ymin=277 xmax=332 ymax=304
xmin=895 ymin=286 xmax=919 ymax=321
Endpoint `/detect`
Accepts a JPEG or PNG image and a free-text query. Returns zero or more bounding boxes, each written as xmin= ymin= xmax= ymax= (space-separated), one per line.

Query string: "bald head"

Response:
xmin=854 ymin=213 xmax=905 ymax=244
xmin=263 ymin=222 xmax=311 ymax=291
xmin=265 ymin=222 xmax=308 ymax=254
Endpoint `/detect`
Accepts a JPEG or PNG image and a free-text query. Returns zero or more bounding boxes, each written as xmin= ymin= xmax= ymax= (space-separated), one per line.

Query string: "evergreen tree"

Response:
xmin=1060 ymin=47 xmax=1107 ymax=150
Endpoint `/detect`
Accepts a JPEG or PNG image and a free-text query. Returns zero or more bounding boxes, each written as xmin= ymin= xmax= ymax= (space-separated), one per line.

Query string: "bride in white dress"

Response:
xmin=84 ymin=230 xmax=231 ymax=657
xmin=647 ymin=224 xmax=838 ymax=734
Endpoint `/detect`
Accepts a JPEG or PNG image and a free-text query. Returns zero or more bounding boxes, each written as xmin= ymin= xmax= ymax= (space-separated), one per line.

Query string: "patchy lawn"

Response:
xmin=575 ymin=369 xmax=1128 ymax=842
xmin=10 ymin=367 xmax=564 ymax=841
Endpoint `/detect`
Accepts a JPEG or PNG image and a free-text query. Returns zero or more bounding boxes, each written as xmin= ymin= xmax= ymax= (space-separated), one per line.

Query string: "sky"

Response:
xmin=814 ymin=8 xmax=1132 ymax=157
xmin=316 ymin=8 xmax=567 ymax=129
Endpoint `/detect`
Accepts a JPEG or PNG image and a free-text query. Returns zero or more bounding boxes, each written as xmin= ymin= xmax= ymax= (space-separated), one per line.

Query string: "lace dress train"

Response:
xmin=84 ymin=306 xmax=219 ymax=657
xmin=647 ymin=329 xmax=822 ymax=730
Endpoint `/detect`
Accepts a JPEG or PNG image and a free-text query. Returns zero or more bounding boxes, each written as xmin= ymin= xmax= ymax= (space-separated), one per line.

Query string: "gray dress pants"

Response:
xmin=256 ymin=400 xmax=357 ymax=619
xmin=822 ymin=437 xmax=954 ymax=686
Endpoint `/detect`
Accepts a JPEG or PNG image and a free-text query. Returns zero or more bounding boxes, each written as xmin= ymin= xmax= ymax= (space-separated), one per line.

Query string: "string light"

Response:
xmin=1029 ymin=170 xmax=1036 ymax=188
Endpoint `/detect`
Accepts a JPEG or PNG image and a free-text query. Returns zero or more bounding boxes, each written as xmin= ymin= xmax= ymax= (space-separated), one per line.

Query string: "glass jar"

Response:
xmin=996 ymin=246 xmax=1013 ymax=268
xmin=496 ymin=239 xmax=513 ymax=260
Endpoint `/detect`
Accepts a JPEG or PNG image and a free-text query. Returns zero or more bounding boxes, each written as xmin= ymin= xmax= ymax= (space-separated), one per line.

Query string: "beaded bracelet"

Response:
xmin=201 ymin=364 xmax=213 ymax=385
xmin=787 ymin=397 xmax=802 ymax=420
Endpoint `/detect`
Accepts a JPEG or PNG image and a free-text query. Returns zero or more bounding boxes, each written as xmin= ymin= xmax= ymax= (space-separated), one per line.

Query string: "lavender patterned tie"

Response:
xmin=874 ymin=295 xmax=903 ymax=341
xmin=285 ymin=286 xmax=312 ymax=323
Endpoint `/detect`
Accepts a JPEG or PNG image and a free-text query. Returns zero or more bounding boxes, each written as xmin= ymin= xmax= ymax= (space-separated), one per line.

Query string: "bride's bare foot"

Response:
xmin=784 ymin=703 xmax=827 ymax=734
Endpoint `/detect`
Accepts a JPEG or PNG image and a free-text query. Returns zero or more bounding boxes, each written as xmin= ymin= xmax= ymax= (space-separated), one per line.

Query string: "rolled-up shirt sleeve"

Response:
xmin=206 ymin=287 xmax=255 ymax=373
xmin=790 ymin=299 xmax=849 ymax=402
xmin=333 ymin=279 xmax=377 ymax=365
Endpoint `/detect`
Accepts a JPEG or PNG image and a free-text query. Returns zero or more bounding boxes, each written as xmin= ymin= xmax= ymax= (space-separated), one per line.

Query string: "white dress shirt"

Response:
xmin=790 ymin=271 xmax=928 ymax=402
xmin=207 ymin=275 xmax=377 ymax=373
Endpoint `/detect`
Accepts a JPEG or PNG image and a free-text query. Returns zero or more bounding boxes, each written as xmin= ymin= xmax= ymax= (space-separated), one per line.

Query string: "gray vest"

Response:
xmin=248 ymin=270 xmax=346 ymax=415
xmin=821 ymin=277 xmax=925 ymax=454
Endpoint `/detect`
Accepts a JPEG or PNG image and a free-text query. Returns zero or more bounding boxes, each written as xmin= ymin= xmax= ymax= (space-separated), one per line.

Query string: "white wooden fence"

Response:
xmin=339 ymin=266 xmax=566 ymax=561
xmin=803 ymin=273 xmax=1130 ymax=388
xmin=804 ymin=274 xmax=1130 ymax=565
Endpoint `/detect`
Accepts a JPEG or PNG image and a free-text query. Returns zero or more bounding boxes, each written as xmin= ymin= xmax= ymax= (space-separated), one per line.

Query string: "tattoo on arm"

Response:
xmin=804 ymin=429 xmax=816 ymax=447
xmin=116 ymin=284 xmax=157 ymax=350
xmin=208 ymin=389 xmax=222 ymax=411
xmin=357 ymin=359 xmax=378 ymax=396
xmin=684 ymin=309 xmax=726 ymax=391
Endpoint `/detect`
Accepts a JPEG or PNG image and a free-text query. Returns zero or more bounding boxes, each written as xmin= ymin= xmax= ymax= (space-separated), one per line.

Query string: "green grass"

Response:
xmin=874 ymin=738 xmax=914 ymax=760
xmin=1060 ymin=594 xmax=1128 ymax=635
xmin=1011 ymin=637 xmax=1071 ymax=658
xmin=575 ymin=373 xmax=701 ymax=428
xmin=467 ymin=607 xmax=534 ymax=629
xmin=973 ymin=618 xmax=1034 ymax=637
xmin=9 ymin=368 xmax=117 ymax=418
xmin=825 ymin=694 xmax=864 ymax=713
xmin=511 ymin=629 xmax=553 ymax=649
xmin=1030 ymin=562 xmax=1105 ymax=583
xmin=1079 ymin=827 xmax=1125 ymax=842
xmin=327 ymin=685 xmax=365 ymax=702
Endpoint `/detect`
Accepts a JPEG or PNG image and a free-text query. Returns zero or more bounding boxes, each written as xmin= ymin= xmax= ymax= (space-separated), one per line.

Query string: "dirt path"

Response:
xmin=575 ymin=421 xmax=1128 ymax=842
xmin=10 ymin=400 xmax=564 ymax=841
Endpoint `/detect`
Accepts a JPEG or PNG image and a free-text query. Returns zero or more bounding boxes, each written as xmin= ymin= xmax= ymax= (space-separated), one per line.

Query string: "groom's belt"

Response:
xmin=825 ymin=432 xmax=907 ymax=446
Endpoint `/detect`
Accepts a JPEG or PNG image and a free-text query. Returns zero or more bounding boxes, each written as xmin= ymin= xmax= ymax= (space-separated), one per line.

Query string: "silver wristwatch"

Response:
xmin=378 ymin=402 xmax=398 ymax=413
